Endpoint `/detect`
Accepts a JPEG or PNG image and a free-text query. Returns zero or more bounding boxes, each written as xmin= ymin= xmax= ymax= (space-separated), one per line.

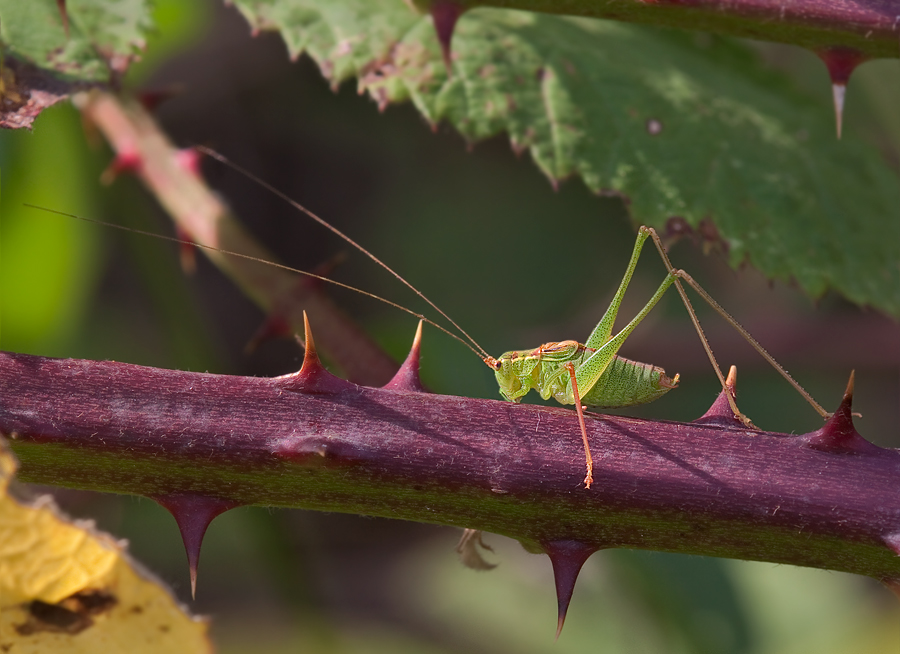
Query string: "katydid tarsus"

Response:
xmin=30 ymin=150 xmax=830 ymax=490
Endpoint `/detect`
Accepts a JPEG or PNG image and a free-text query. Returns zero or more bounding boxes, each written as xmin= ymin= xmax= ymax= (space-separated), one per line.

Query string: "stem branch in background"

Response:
xmin=70 ymin=90 xmax=397 ymax=386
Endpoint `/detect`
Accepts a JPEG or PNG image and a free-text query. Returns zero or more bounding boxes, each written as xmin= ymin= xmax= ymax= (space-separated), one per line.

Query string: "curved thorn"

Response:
xmin=803 ymin=370 xmax=878 ymax=455
xmin=274 ymin=312 xmax=357 ymax=393
xmin=153 ymin=494 xmax=240 ymax=599
xmin=384 ymin=320 xmax=427 ymax=392
xmin=56 ymin=0 xmax=70 ymax=38
xmin=431 ymin=1 xmax=464 ymax=74
xmin=100 ymin=151 xmax=142 ymax=185
xmin=695 ymin=365 xmax=744 ymax=426
xmin=543 ymin=540 xmax=598 ymax=639
xmin=300 ymin=311 xmax=319 ymax=371
xmin=832 ymin=83 xmax=846 ymax=139
xmin=814 ymin=47 xmax=869 ymax=140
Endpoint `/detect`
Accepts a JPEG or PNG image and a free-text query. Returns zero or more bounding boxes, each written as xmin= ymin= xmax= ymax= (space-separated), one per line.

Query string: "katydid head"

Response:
xmin=490 ymin=350 xmax=535 ymax=403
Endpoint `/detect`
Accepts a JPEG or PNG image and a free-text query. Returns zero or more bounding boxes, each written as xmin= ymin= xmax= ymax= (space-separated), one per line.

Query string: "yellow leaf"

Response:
xmin=0 ymin=441 xmax=212 ymax=653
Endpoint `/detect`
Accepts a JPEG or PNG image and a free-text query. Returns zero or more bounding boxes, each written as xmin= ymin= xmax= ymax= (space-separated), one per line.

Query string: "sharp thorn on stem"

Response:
xmin=153 ymin=494 xmax=240 ymax=599
xmin=430 ymin=1 xmax=465 ymax=75
xmin=137 ymin=86 xmax=185 ymax=113
xmin=274 ymin=312 xmax=357 ymax=393
xmin=695 ymin=365 xmax=745 ymax=426
xmin=814 ymin=47 xmax=869 ymax=139
xmin=300 ymin=311 xmax=322 ymax=374
xmin=56 ymin=0 xmax=70 ymax=38
xmin=831 ymin=83 xmax=846 ymax=140
xmin=100 ymin=151 xmax=142 ymax=185
xmin=383 ymin=320 xmax=428 ymax=392
xmin=802 ymin=371 xmax=878 ymax=455
xmin=543 ymin=540 xmax=599 ymax=639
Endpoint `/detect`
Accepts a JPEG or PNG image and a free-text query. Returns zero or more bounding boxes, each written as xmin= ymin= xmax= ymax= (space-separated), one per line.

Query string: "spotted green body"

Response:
xmin=494 ymin=342 xmax=678 ymax=409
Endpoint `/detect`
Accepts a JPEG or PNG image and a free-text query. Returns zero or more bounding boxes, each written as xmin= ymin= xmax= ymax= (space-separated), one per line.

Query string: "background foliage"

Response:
xmin=1 ymin=0 xmax=899 ymax=651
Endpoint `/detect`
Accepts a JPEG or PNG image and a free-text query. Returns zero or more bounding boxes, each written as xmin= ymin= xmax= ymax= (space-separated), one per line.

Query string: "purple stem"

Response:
xmin=416 ymin=0 xmax=900 ymax=59
xmin=2 ymin=347 xmax=900 ymax=585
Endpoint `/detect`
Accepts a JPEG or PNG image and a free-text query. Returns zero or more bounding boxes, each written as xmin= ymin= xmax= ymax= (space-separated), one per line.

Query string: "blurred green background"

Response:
xmin=1 ymin=1 xmax=899 ymax=651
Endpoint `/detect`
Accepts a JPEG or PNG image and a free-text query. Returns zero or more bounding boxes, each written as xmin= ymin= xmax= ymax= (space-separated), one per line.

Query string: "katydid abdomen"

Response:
xmin=580 ymin=355 xmax=678 ymax=408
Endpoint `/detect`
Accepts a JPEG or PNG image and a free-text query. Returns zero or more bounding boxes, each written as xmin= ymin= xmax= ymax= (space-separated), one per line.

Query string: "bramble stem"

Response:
xmin=3 ymin=350 xmax=900 ymax=582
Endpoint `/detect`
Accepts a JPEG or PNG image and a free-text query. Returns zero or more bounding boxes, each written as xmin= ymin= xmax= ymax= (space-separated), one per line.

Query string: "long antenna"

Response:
xmin=196 ymin=146 xmax=494 ymax=363
xmin=24 ymin=204 xmax=491 ymax=363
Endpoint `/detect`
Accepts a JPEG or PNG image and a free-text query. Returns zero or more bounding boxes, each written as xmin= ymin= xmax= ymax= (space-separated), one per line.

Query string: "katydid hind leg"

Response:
xmin=574 ymin=272 xmax=679 ymax=401
xmin=584 ymin=229 xmax=652 ymax=350
xmin=644 ymin=227 xmax=828 ymax=421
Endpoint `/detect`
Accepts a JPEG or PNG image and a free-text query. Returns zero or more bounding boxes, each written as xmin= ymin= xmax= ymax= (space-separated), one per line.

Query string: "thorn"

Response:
xmin=814 ymin=47 xmax=869 ymax=139
xmin=694 ymin=365 xmax=744 ymax=426
xmin=56 ymin=0 xmax=70 ymax=38
xmin=543 ymin=540 xmax=598 ymax=639
xmin=431 ymin=1 xmax=465 ymax=75
xmin=802 ymin=371 xmax=879 ymax=454
xmin=100 ymin=150 xmax=142 ymax=185
xmin=831 ymin=83 xmax=846 ymax=139
xmin=174 ymin=225 xmax=198 ymax=275
xmin=153 ymin=494 xmax=240 ymax=599
xmin=299 ymin=312 xmax=320 ymax=371
xmin=383 ymin=320 xmax=427 ymax=392
xmin=136 ymin=86 xmax=185 ymax=113
xmin=272 ymin=312 xmax=356 ymax=393
xmin=843 ymin=368 xmax=855 ymax=398
xmin=725 ymin=364 xmax=737 ymax=388
xmin=175 ymin=147 xmax=202 ymax=177
xmin=456 ymin=528 xmax=497 ymax=570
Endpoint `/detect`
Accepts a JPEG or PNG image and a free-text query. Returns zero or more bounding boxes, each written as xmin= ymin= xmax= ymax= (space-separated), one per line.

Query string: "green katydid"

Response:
xmin=31 ymin=149 xmax=831 ymax=490
xmin=487 ymin=225 xmax=830 ymax=487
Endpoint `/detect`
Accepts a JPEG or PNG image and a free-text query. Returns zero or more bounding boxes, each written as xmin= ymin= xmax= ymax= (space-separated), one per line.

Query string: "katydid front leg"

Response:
xmin=564 ymin=363 xmax=594 ymax=488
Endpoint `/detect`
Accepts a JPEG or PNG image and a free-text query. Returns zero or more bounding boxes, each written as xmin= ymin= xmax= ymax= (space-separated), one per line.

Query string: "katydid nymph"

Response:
xmin=30 ymin=149 xmax=830 ymax=490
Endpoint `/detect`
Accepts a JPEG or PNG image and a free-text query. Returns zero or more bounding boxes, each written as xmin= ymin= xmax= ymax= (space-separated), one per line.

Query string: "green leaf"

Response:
xmin=0 ymin=0 xmax=152 ymax=81
xmin=230 ymin=0 xmax=900 ymax=317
